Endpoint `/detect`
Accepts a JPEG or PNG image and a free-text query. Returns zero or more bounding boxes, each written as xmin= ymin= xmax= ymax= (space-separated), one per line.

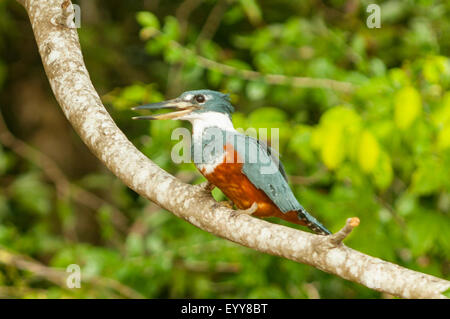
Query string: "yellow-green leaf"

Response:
xmin=437 ymin=125 xmax=450 ymax=150
xmin=431 ymin=91 xmax=450 ymax=127
xmin=423 ymin=56 xmax=449 ymax=84
xmin=389 ymin=68 xmax=410 ymax=87
xmin=136 ymin=11 xmax=160 ymax=29
xmin=357 ymin=130 xmax=380 ymax=173
xmin=394 ymin=86 xmax=422 ymax=129
xmin=321 ymin=124 xmax=344 ymax=170
xmin=310 ymin=127 xmax=324 ymax=151
xmin=320 ymin=106 xmax=361 ymax=132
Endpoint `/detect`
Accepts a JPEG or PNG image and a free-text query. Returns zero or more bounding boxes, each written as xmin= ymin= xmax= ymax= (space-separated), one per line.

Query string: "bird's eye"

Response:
xmin=194 ymin=94 xmax=205 ymax=103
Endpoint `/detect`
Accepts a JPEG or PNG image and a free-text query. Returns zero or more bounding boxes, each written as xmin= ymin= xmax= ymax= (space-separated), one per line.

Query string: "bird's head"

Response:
xmin=132 ymin=90 xmax=234 ymax=121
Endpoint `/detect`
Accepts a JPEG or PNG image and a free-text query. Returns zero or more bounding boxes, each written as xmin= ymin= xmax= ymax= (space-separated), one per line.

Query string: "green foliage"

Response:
xmin=1 ymin=0 xmax=449 ymax=299
xmin=136 ymin=12 xmax=160 ymax=30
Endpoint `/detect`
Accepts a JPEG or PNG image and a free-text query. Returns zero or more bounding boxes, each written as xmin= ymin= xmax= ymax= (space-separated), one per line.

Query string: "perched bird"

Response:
xmin=133 ymin=90 xmax=331 ymax=235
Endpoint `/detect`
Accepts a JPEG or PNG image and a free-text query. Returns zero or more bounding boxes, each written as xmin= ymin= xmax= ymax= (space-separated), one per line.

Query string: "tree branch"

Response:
xmin=328 ymin=217 xmax=360 ymax=246
xmin=16 ymin=0 xmax=450 ymax=299
xmin=196 ymin=0 xmax=229 ymax=44
xmin=0 ymin=247 xmax=144 ymax=298
xmin=140 ymin=29 xmax=355 ymax=93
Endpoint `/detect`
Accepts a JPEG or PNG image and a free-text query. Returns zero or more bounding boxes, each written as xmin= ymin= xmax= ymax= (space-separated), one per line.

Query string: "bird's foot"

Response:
xmin=221 ymin=200 xmax=234 ymax=209
xmin=198 ymin=181 xmax=215 ymax=194
xmin=231 ymin=202 xmax=258 ymax=217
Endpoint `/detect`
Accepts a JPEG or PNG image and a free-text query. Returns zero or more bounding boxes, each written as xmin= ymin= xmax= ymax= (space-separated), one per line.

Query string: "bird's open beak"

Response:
xmin=132 ymin=98 xmax=197 ymax=120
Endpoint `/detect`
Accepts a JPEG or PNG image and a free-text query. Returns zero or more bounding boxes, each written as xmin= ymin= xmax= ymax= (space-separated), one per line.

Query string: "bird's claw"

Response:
xmin=231 ymin=202 xmax=258 ymax=217
xmin=198 ymin=181 xmax=215 ymax=194
xmin=221 ymin=200 xmax=234 ymax=209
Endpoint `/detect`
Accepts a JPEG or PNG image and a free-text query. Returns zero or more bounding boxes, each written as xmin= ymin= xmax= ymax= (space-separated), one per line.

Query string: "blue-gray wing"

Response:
xmin=255 ymin=138 xmax=289 ymax=182
xmin=230 ymin=133 xmax=302 ymax=213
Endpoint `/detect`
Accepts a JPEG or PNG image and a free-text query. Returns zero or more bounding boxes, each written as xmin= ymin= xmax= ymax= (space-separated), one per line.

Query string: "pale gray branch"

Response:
xmin=16 ymin=0 xmax=450 ymax=299
xmin=328 ymin=217 xmax=360 ymax=246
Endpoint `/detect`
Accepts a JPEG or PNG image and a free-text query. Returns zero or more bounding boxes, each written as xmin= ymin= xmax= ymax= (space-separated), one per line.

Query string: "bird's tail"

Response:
xmin=297 ymin=207 xmax=331 ymax=235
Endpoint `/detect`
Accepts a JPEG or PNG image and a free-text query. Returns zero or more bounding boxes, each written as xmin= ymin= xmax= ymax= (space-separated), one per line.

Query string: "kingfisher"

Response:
xmin=133 ymin=90 xmax=331 ymax=235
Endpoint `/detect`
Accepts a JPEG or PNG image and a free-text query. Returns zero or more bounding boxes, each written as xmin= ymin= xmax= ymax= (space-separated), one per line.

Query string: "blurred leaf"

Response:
xmin=357 ymin=130 xmax=380 ymax=173
xmin=369 ymin=58 xmax=386 ymax=77
xmin=162 ymin=16 xmax=180 ymax=41
xmin=126 ymin=233 xmax=145 ymax=256
xmin=225 ymin=77 xmax=245 ymax=92
xmin=395 ymin=192 xmax=417 ymax=217
xmin=0 ymin=146 xmax=14 ymax=174
xmin=319 ymin=106 xmax=361 ymax=131
xmin=11 ymin=173 xmax=51 ymax=216
xmin=437 ymin=125 xmax=450 ymax=150
xmin=411 ymin=157 xmax=445 ymax=195
xmin=238 ymin=0 xmax=262 ymax=26
xmin=431 ymin=92 xmax=450 ymax=127
xmin=394 ymin=86 xmax=422 ymax=129
xmin=288 ymin=125 xmax=315 ymax=164
xmin=164 ymin=45 xmax=183 ymax=63
xmin=406 ymin=212 xmax=441 ymax=256
xmin=389 ymin=68 xmax=410 ymax=87
xmin=320 ymin=124 xmax=344 ymax=170
xmin=246 ymin=81 xmax=267 ymax=100
xmin=313 ymin=106 xmax=362 ymax=170
xmin=231 ymin=112 xmax=248 ymax=130
xmin=98 ymin=206 xmax=115 ymax=241
xmin=207 ymin=69 xmax=223 ymax=87
xmin=254 ymin=52 xmax=283 ymax=74
xmin=371 ymin=151 xmax=393 ymax=190
xmin=105 ymin=83 xmax=163 ymax=110
xmin=248 ymin=107 xmax=286 ymax=127
xmin=136 ymin=11 xmax=160 ymax=30
xmin=199 ymin=41 xmax=220 ymax=61
xmin=423 ymin=56 xmax=448 ymax=84
xmin=223 ymin=4 xmax=245 ymax=25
